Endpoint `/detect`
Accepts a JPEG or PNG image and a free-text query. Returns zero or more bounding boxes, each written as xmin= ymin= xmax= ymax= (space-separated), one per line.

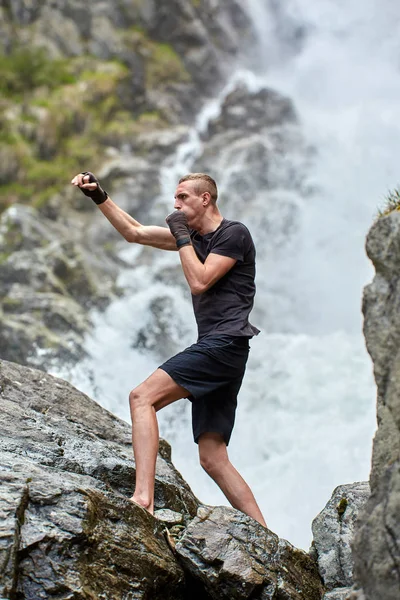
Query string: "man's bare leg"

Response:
xmin=198 ymin=432 xmax=267 ymax=527
xmin=128 ymin=368 xmax=188 ymax=513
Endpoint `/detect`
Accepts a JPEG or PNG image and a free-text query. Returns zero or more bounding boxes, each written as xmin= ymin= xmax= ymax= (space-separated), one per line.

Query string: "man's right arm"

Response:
xmin=71 ymin=172 xmax=177 ymax=251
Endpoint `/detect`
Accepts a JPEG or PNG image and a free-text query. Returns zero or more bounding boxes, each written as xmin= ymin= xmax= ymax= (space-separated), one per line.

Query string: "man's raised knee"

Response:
xmin=129 ymin=386 xmax=149 ymax=412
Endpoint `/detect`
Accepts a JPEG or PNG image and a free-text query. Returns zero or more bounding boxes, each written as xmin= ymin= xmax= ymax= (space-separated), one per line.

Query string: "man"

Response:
xmin=71 ymin=171 xmax=266 ymax=527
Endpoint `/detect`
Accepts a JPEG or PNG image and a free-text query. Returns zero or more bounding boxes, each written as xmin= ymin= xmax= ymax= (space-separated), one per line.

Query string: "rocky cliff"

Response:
xmin=352 ymin=210 xmax=400 ymax=600
xmin=0 ymin=358 xmax=325 ymax=599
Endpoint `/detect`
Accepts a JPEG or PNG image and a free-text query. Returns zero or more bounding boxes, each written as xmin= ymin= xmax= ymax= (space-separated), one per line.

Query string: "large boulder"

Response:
xmin=0 ymin=205 xmax=118 ymax=369
xmin=175 ymin=505 xmax=325 ymax=600
xmin=311 ymin=483 xmax=370 ymax=592
xmin=1 ymin=455 xmax=186 ymax=600
xmin=0 ymin=358 xmax=329 ymax=599
xmin=0 ymin=358 xmax=199 ymax=598
xmin=352 ymin=211 xmax=400 ymax=600
xmin=312 ymin=482 xmax=370 ymax=591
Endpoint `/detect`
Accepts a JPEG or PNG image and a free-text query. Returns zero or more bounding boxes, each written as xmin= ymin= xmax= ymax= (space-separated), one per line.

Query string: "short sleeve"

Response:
xmin=209 ymin=223 xmax=248 ymax=262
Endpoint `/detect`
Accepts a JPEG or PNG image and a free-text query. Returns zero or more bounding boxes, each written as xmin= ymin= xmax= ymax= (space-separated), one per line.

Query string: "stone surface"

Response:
xmin=352 ymin=211 xmax=400 ymax=600
xmin=1 ymin=455 xmax=186 ymax=600
xmin=0 ymin=358 xmax=200 ymax=599
xmin=175 ymin=505 xmax=325 ymax=600
xmin=0 ymin=359 xmax=330 ymax=599
xmin=311 ymin=482 xmax=370 ymax=590
xmin=1 ymin=0 xmax=252 ymax=121
xmin=322 ymin=588 xmax=353 ymax=600
xmin=0 ymin=205 xmax=119 ymax=368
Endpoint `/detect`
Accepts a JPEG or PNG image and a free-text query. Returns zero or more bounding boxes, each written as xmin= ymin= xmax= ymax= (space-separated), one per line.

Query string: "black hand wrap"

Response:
xmin=166 ymin=211 xmax=192 ymax=249
xmin=79 ymin=172 xmax=108 ymax=205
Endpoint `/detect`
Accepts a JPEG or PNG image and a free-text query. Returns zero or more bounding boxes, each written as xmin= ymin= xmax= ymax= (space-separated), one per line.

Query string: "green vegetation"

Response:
xmin=0 ymin=47 xmax=75 ymax=97
xmin=0 ymin=33 xmax=191 ymax=213
xmin=146 ymin=42 xmax=190 ymax=87
xmin=377 ymin=188 xmax=400 ymax=218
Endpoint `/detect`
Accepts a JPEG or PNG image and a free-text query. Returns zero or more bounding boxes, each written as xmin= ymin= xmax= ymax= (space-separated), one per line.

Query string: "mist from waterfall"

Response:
xmin=54 ymin=0 xmax=400 ymax=549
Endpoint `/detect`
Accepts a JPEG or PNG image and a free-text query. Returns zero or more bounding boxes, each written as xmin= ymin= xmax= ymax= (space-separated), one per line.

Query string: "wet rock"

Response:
xmin=0 ymin=205 xmax=117 ymax=368
xmin=0 ymin=359 xmax=332 ymax=599
xmin=175 ymin=505 xmax=325 ymax=600
xmin=0 ymin=357 xmax=201 ymax=598
xmin=322 ymin=589 xmax=353 ymax=600
xmin=1 ymin=454 xmax=186 ymax=600
xmin=352 ymin=211 xmax=400 ymax=600
xmin=204 ymin=85 xmax=296 ymax=139
xmin=0 ymin=359 xmax=199 ymax=517
xmin=3 ymin=0 xmax=253 ymax=122
xmin=311 ymin=483 xmax=370 ymax=590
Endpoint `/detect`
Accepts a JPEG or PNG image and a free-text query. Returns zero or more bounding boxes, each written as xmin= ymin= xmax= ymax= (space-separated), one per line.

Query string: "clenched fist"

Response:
xmin=71 ymin=172 xmax=108 ymax=205
xmin=166 ymin=210 xmax=191 ymax=249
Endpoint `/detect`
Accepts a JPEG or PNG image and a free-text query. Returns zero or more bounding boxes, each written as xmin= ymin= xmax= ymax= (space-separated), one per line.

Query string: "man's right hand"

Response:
xmin=166 ymin=210 xmax=192 ymax=249
xmin=71 ymin=172 xmax=108 ymax=205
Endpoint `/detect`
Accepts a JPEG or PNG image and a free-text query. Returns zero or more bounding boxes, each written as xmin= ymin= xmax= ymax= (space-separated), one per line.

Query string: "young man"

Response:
xmin=71 ymin=171 xmax=266 ymax=527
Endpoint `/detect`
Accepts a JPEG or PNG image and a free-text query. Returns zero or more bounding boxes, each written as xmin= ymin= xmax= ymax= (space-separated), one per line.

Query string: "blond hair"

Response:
xmin=178 ymin=173 xmax=218 ymax=203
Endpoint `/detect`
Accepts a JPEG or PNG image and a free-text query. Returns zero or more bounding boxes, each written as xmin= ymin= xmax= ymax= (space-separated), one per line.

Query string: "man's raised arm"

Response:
xmin=71 ymin=172 xmax=177 ymax=251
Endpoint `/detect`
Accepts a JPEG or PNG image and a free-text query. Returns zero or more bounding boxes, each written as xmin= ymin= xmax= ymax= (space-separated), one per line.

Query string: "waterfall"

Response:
xmin=54 ymin=0 xmax=400 ymax=549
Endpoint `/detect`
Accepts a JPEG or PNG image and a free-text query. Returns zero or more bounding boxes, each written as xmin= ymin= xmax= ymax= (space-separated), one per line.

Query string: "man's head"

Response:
xmin=178 ymin=173 xmax=218 ymax=204
xmin=174 ymin=173 xmax=218 ymax=229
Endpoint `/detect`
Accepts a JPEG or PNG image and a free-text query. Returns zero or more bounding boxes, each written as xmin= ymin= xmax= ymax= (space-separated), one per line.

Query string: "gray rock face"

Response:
xmin=2 ymin=0 xmax=252 ymax=120
xmin=0 ymin=205 xmax=118 ymax=368
xmin=1 ymin=358 xmax=327 ymax=599
xmin=352 ymin=211 xmax=400 ymax=600
xmin=322 ymin=588 xmax=355 ymax=600
xmin=176 ymin=505 xmax=325 ymax=600
xmin=1 ymin=456 xmax=186 ymax=600
xmin=0 ymin=357 xmax=199 ymax=599
xmin=311 ymin=483 xmax=370 ymax=590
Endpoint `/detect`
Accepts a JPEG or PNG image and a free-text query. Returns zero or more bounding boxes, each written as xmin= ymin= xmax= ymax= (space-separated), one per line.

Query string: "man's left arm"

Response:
xmin=166 ymin=210 xmax=240 ymax=295
xmin=177 ymin=246 xmax=236 ymax=295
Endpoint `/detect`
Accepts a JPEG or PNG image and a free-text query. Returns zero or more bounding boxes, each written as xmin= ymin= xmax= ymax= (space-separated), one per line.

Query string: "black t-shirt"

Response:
xmin=190 ymin=218 xmax=260 ymax=340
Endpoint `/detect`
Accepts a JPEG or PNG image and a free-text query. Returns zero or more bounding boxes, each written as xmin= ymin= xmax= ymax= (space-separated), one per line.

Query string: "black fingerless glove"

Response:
xmin=166 ymin=211 xmax=192 ymax=249
xmin=80 ymin=172 xmax=108 ymax=205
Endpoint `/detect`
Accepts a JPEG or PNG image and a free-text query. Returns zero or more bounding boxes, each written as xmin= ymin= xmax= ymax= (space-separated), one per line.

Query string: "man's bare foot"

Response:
xmin=129 ymin=496 xmax=153 ymax=514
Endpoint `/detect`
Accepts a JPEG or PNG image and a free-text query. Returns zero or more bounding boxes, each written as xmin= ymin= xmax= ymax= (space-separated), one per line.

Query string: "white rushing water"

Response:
xmin=54 ymin=0 xmax=400 ymax=549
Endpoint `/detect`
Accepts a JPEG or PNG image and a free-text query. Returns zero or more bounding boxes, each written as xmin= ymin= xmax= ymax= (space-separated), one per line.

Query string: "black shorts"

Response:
xmin=159 ymin=335 xmax=250 ymax=446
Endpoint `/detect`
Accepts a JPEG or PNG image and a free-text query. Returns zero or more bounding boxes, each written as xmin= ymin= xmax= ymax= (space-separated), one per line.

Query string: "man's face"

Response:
xmin=173 ymin=180 xmax=204 ymax=226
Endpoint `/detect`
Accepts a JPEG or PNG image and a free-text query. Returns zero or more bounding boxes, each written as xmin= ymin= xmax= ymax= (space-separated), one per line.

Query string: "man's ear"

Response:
xmin=202 ymin=192 xmax=211 ymax=206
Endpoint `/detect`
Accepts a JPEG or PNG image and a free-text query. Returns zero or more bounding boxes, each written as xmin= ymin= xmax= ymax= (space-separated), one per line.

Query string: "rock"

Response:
xmin=1 ymin=453 xmax=186 ymax=600
xmin=352 ymin=211 xmax=400 ymax=600
xmin=2 ymin=0 xmax=253 ymax=123
xmin=0 ymin=359 xmax=199 ymax=516
xmin=322 ymin=588 xmax=353 ymax=600
xmin=0 ymin=359 xmax=332 ymax=598
xmin=175 ymin=505 xmax=325 ymax=600
xmin=154 ymin=508 xmax=185 ymax=525
xmin=132 ymin=294 xmax=192 ymax=360
xmin=0 ymin=205 xmax=118 ymax=368
xmin=311 ymin=482 xmax=370 ymax=590
xmin=0 ymin=358 xmax=200 ymax=598
xmin=204 ymin=85 xmax=296 ymax=139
